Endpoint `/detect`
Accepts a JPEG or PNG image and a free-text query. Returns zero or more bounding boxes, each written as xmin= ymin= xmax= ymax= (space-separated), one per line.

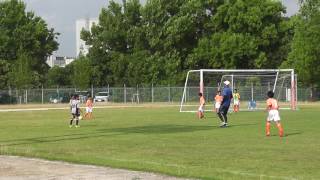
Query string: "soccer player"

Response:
xmin=218 ymin=80 xmax=233 ymax=127
xmin=69 ymin=95 xmax=81 ymax=128
xmin=214 ymin=91 xmax=223 ymax=113
xmin=233 ymin=89 xmax=240 ymax=112
xmin=266 ymin=91 xmax=284 ymax=137
xmin=198 ymin=92 xmax=205 ymax=119
xmin=84 ymin=97 xmax=93 ymax=120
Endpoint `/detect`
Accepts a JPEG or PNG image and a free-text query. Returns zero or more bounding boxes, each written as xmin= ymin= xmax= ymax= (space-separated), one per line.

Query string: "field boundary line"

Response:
xmin=0 ymin=104 xmax=188 ymax=112
xmin=103 ymin=157 xmax=298 ymax=180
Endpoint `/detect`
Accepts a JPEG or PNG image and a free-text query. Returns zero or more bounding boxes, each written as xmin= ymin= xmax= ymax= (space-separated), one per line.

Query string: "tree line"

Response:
xmin=0 ymin=0 xmax=319 ymax=92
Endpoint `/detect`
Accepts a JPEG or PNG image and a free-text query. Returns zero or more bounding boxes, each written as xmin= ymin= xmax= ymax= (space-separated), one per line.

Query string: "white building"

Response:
xmin=76 ymin=18 xmax=98 ymax=57
xmin=46 ymin=55 xmax=75 ymax=68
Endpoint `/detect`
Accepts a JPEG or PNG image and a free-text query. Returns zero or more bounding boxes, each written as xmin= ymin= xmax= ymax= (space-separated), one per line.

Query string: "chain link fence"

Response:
xmin=0 ymin=86 xmax=319 ymax=105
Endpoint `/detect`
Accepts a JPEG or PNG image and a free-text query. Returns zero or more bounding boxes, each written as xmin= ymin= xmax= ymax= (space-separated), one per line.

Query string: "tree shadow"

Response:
xmin=0 ymin=124 xmax=215 ymax=147
xmin=96 ymin=124 xmax=214 ymax=134
xmin=0 ymin=131 xmax=121 ymax=147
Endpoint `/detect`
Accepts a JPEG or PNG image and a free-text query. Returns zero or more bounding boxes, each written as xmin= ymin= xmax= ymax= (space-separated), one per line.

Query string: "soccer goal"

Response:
xmin=180 ymin=69 xmax=297 ymax=112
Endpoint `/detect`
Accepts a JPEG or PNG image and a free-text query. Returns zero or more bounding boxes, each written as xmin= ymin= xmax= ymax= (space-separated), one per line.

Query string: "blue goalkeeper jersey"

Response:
xmin=221 ymin=86 xmax=233 ymax=107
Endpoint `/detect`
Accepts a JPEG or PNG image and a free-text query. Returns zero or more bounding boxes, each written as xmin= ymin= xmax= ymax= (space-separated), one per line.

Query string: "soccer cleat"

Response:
xmin=75 ymin=125 xmax=80 ymax=128
xmin=69 ymin=125 xmax=72 ymax=128
xmin=220 ymin=123 xmax=227 ymax=128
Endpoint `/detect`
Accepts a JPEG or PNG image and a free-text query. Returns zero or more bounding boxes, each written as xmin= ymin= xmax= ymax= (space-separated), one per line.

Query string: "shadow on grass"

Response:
xmin=96 ymin=124 xmax=213 ymax=134
xmin=268 ymin=131 xmax=302 ymax=137
xmin=284 ymin=132 xmax=302 ymax=136
xmin=226 ymin=123 xmax=258 ymax=128
xmin=0 ymin=131 xmax=122 ymax=147
xmin=0 ymin=124 xmax=214 ymax=147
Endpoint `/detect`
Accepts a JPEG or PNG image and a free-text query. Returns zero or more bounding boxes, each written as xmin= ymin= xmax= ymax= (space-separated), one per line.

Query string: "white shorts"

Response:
xmin=267 ymin=110 xmax=281 ymax=122
xmin=198 ymin=106 xmax=204 ymax=113
xmin=215 ymin=102 xmax=221 ymax=109
xmin=86 ymin=107 xmax=93 ymax=113
xmin=234 ymin=100 xmax=240 ymax=105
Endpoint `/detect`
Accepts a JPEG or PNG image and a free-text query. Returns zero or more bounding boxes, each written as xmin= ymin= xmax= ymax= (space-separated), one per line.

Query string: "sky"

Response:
xmin=22 ymin=0 xmax=300 ymax=57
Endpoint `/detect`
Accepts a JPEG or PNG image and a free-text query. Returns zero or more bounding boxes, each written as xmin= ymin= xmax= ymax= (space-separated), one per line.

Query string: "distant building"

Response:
xmin=76 ymin=18 xmax=98 ymax=57
xmin=46 ymin=55 xmax=75 ymax=68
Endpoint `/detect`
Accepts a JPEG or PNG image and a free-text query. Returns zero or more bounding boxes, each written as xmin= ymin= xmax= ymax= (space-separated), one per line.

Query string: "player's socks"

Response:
xmin=69 ymin=119 xmax=73 ymax=126
xmin=266 ymin=122 xmax=271 ymax=136
xmin=76 ymin=120 xmax=79 ymax=126
xmin=277 ymin=123 xmax=284 ymax=137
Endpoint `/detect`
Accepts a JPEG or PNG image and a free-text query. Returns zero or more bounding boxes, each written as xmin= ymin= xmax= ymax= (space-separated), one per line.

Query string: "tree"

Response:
xmin=82 ymin=0 xmax=293 ymax=86
xmin=70 ymin=56 xmax=93 ymax=90
xmin=0 ymin=0 xmax=59 ymax=87
xmin=0 ymin=60 xmax=10 ymax=89
xmin=283 ymin=0 xmax=320 ymax=99
xmin=188 ymin=0 xmax=292 ymax=70
xmin=9 ymin=53 xmax=37 ymax=89
xmin=47 ymin=66 xmax=71 ymax=87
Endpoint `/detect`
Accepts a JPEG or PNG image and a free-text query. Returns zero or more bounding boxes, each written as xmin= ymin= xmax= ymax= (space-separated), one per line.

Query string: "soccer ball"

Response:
xmin=78 ymin=116 xmax=83 ymax=120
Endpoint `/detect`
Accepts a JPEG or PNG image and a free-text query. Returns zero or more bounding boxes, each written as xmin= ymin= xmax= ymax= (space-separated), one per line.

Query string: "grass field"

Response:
xmin=0 ymin=104 xmax=320 ymax=180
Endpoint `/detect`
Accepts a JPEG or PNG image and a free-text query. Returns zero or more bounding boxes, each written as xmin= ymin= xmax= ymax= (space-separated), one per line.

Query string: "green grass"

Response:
xmin=0 ymin=105 xmax=320 ymax=180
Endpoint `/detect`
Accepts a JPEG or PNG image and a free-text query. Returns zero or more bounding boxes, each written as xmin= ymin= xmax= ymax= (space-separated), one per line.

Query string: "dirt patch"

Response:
xmin=0 ymin=156 xmax=190 ymax=180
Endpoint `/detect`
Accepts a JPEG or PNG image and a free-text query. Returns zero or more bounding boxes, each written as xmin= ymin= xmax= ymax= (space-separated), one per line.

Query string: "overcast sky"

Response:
xmin=22 ymin=0 xmax=300 ymax=57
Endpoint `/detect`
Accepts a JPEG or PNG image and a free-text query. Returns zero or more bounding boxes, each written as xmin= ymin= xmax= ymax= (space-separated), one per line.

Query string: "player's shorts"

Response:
xmin=72 ymin=113 xmax=80 ymax=119
xmin=219 ymin=105 xmax=229 ymax=115
xmin=215 ymin=102 xmax=221 ymax=109
xmin=86 ymin=107 xmax=93 ymax=113
xmin=198 ymin=106 xmax=204 ymax=113
xmin=233 ymin=100 xmax=240 ymax=105
xmin=267 ymin=110 xmax=281 ymax=121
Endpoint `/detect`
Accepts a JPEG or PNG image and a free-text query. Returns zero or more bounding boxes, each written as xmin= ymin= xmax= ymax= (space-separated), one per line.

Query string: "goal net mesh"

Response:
xmin=180 ymin=69 xmax=297 ymax=112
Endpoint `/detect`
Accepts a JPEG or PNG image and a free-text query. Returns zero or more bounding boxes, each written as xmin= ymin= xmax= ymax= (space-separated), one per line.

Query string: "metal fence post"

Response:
xmin=91 ymin=84 xmax=94 ymax=98
xmin=124 ymin=84 xmax=126 ymax=103
xmin=41 ymin=85 xmax=44 ymax=104
xmin=25 ymin=89 xmax=28 ymax=104
xmin=151 ymin=83 xmax=154 ymax=103
xmin=168 ymin=84 xmax=171 ymax=103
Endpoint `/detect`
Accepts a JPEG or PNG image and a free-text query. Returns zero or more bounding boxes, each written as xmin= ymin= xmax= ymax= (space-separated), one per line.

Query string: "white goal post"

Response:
xmin=180 ymin=69 xmax=297 ymax=112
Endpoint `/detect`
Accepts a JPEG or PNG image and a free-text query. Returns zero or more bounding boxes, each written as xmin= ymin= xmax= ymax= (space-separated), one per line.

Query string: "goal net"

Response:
xmin=180 ymin=69 xmax=297 ymax=112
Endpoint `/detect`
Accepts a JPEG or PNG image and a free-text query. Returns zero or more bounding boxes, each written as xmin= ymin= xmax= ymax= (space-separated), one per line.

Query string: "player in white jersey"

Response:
xmin=69 ymin=95 xmax=81 ymax=128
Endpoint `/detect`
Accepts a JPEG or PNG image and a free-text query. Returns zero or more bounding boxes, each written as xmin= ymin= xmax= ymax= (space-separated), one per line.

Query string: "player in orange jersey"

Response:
xmin=214 ymin=91 xmax=223 ymax=113
xmin=84 ymin=97 xmax=94 ymax=120
xmin=198 ymin=92 xmax=205 ymax=119
xmin=266 ymin=91 xmax=284 ymax=137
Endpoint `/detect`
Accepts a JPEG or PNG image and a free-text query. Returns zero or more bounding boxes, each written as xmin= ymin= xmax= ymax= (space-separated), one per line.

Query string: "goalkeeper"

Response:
xmin=218 ymin=80 xmax=233 ymax=127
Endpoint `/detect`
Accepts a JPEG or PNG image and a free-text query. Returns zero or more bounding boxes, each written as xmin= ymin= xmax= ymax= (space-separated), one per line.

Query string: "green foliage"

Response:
xmin=189 ymin=0 xmax=292 ymax=69
xmin=0 ymin=60 xmax=10 ymax=89
xmin=47 ymin=66 xmax=71 ymax=87
xmin=8 ymin=53 xmax=38 ymax=89
xmin=70 ymin=56 xmax=93 ymax=90
xmin=0 ymin=0 xmax=59 ymax=88
xmin=283 ymin=0 xmax=320 ymax=89
xmin=81 ymin=0 xmax=292 ymax=87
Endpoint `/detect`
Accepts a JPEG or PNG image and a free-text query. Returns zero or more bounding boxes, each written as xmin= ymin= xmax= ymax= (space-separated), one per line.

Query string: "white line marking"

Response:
xmin=0 ymin=105 xmax=181 ymax=112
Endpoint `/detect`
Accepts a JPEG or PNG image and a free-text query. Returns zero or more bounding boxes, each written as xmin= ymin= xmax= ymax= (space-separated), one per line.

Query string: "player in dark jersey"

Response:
xmin=69 ymin=95 xmax=81 ymax=128
xmin=218 ymin=80 xmax=233 ymax=127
